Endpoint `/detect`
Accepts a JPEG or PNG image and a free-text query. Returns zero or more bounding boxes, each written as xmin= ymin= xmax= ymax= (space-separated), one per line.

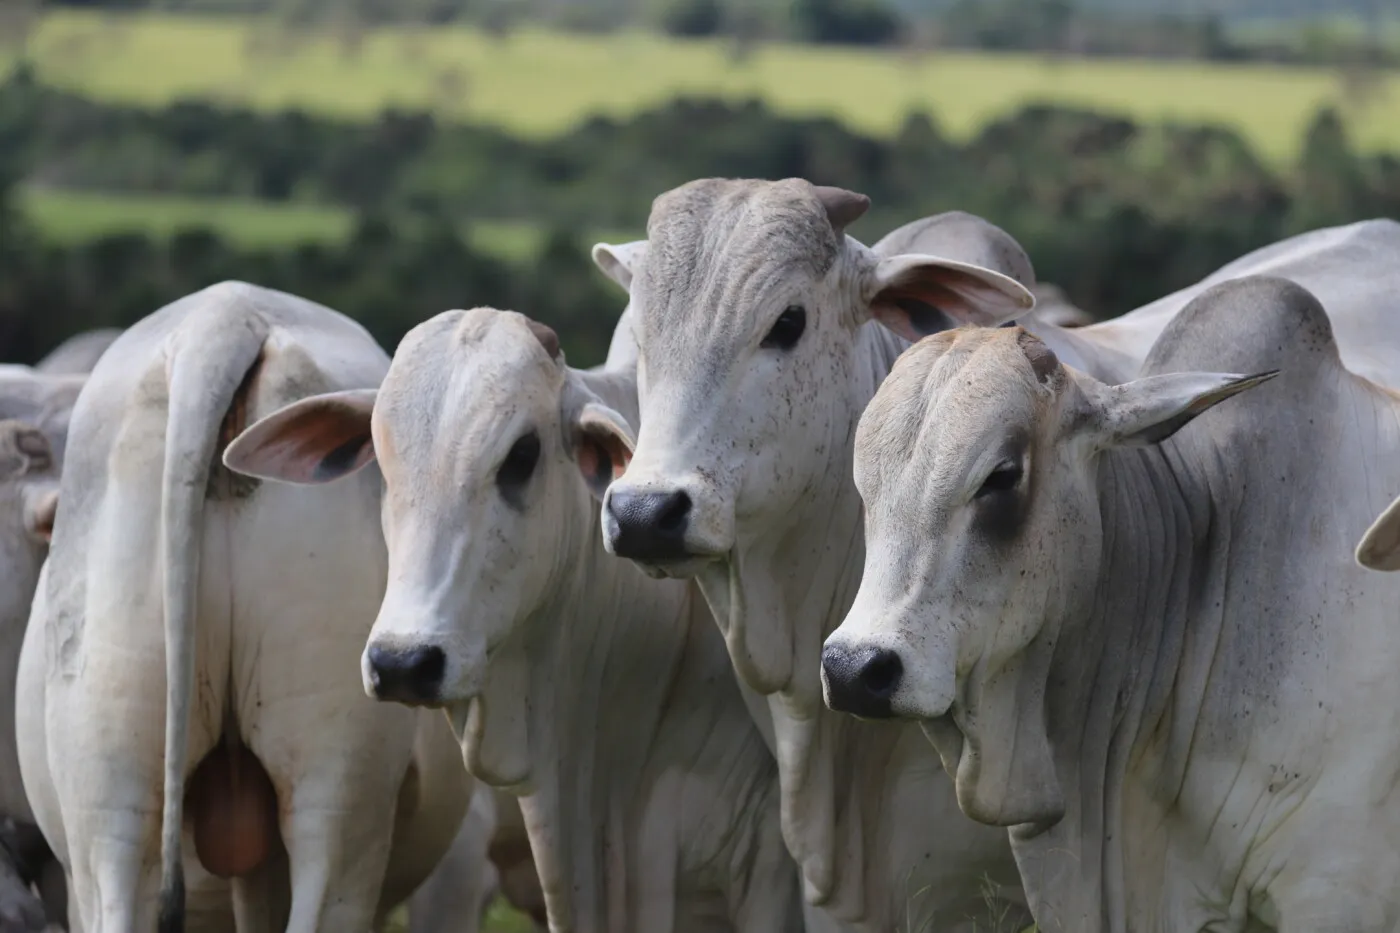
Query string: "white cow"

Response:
xmin=15 ymin=282 xmax=475 ymax=933
xmin=33 ymin=330 xmax=124 ymax=377
xmin=589 ymin=178 xmax=1400 ymax=932
xmin=826 ymin=277 xmax=1400 ymax=930
xmin=221 ymin=308 xmax=804 ymax=933
xmin=0 ymin=356 xmax=107 ymax=932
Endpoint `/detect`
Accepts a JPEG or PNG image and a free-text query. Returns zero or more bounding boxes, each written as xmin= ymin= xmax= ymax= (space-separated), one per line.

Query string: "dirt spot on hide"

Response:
xmin=185 ymin=737 xmax=280 ymax=878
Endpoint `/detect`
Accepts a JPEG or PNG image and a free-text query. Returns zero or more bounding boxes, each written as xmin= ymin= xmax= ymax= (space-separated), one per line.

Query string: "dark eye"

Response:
xmin=761 ymin=305 xmax=806 ymax=351
xmin=496 ymin=431 xmax=541 ymax=505
xmin=975 ymin=461 xmax=1022 ymax=499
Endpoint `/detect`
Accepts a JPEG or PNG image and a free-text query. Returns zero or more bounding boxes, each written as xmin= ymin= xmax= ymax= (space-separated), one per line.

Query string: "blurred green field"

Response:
xmin=16 ymin=187 xmax=635 ymax=259
xmin=5 ymin=10 xmax=1399 ymax=164
xmin=17 ymin=187 xmax=352 ymax=246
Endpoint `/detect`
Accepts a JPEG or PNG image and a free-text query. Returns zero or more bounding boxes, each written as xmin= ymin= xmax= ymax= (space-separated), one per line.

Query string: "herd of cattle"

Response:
xmin=0 ymin=176 xmax=1397 ymax=933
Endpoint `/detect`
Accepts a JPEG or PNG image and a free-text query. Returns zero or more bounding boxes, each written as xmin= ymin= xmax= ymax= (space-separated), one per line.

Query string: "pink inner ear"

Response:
xmin=575 ymin=430 xmax=633 ymax=485
xmin=874 ymin=265 xmax=1026 ymax=336
xmin=226 ymin=401 xmax=374 ymax=484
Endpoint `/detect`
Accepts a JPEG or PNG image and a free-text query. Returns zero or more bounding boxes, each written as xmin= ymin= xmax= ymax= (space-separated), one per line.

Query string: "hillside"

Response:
xmin=5 ymin=10 xmax=1398 ymax=163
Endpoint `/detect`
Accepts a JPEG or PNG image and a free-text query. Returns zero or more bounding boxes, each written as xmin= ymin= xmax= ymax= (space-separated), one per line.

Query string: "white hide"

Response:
xmin=14 ymin=282 xmax=476 ymax=933
xmin=221 ymin=308 xmax=803 ymax=933
xmin=33 ymin=330 xmax=124 ymax=377
xmin=596 ymin=180 xmax=1033 ymax=933
xmin=829 ymin=278 xmax=1400 ymax=931
xmin=592 ymin=182 xmax=1400 ymax=933
xmin=0 ymin=356 xmax=115 ymax=932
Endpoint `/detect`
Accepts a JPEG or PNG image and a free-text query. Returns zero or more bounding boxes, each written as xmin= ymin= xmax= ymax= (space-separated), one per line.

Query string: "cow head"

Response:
xmin=592 ymin=178 xmax=1034 ymax=692
xmin=822 ymin=326 xmax=1273 ymax=826
xmin=225 ymin=308 xmax=634 ymax=785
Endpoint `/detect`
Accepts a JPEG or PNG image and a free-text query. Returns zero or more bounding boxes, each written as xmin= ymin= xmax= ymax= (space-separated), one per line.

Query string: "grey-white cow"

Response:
xmin=0 ymin=350 xmax=109 ymax=932
xmin=594 ymin=179 xmax=1035 ymax=932
xmin=826 ymin=277 xmax=1400 ymax=931
xmin=222 ymin=308 xmax=804 ymax=933
xmin=588 ymin=178 xmax=1400 ymax=931
xmin=16 ymin=282 xmax=475 ymax=932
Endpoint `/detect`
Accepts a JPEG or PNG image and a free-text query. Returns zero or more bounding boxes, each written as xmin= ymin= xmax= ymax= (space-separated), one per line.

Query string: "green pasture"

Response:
xmin=17 ymin=188 xmax=637 ymax=259
xmin=5 ymin=10 xmax=1399 ymax=164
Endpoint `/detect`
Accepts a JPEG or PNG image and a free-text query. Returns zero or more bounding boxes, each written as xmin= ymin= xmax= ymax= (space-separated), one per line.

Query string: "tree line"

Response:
xmin=1 ymin=65 xmax=1395 ymax=366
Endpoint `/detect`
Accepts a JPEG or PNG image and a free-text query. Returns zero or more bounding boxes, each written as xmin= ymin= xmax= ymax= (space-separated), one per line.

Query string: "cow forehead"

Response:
xmin=857 ymin=329 xmax=1055 ymax=495
xmin=377 ymin=308 xmax=563 ymax=466
xmin=634 ymin=179 xmax=842 ymax=344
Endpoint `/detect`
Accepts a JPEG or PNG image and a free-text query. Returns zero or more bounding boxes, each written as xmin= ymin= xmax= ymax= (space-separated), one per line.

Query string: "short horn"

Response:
xmin=813 ymin=185 xmax=870 ymax=233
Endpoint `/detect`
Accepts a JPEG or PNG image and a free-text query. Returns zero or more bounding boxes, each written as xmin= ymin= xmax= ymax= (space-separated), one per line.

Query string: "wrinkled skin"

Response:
xmin=828 ymin=277 xmax=1400 ymax=931
xmin=593 ymin=179 xmax=1036 ymax=932
xmin=223 ymin=308 xmax=803 ymax=933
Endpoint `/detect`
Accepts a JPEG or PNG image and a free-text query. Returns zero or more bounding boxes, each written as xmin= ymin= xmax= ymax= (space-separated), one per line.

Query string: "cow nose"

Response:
xmin=821 ymin=644 xmax=902 ymax=719
xmin=604 ymin=488 xmax=692 ymax=560
xmin=366 ymin=643 xmax=446 ymax=706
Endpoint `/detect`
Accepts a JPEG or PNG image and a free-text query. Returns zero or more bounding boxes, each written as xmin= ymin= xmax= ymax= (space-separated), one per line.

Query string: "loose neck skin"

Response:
xmin=507 ymin=477 xmax=695 ymax=933
xmin=478 ymin=369 xmax=769 ymax=933
xmin=697 ymin=320 xmax=974 ymax=929
xmin=1007 ymin=438 xmax=1215 ymax=932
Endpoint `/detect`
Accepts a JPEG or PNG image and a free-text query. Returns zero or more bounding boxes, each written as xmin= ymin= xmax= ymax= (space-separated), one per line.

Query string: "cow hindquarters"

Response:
xmin=227 ymin=475 xmax=405 ymax=933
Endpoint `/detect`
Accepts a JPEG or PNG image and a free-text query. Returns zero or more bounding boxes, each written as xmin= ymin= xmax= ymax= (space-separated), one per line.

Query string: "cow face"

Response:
xmin=822 ymin=326 xmax=1272 ymax=824
xmin=224 ymin=309 xmax=633 ymax=782
xmin=591 ymin=179 xmax=1033 ymax=693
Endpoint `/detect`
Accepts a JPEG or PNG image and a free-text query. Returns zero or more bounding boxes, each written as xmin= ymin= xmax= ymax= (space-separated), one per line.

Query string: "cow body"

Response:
xmin=828 ymin=277 xmax=1400 ymax=931
xmin=223 ymin=308 xmax=803 ymax=933
xmin=591 ymin=180 xmax=1400 ymax=932
xmin=15 ymin=282 xmax=473 ymax=932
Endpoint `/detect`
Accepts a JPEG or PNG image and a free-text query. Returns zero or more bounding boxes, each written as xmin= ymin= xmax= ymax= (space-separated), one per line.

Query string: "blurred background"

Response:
xmin=0 ymin=0 xmax=1394 ymax=929
xmin=0 ymin=0 xmax=1396 ymax=363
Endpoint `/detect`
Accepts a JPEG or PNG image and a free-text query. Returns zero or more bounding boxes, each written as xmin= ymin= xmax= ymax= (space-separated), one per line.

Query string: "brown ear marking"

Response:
xmin=1017 ymin=330 xmax=1060 ymax=385
xmin=526 ymin=320 xmax=561 ymax=360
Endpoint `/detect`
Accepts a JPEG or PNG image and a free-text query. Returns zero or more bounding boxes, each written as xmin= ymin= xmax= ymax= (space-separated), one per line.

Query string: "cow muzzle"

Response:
xmin=602 ymin=477 xmax=733 ymax=573
xmin=821 ymin=641 xmax=903 ymax=720
xmin=364 ymin=642 xmax=447 ymax=707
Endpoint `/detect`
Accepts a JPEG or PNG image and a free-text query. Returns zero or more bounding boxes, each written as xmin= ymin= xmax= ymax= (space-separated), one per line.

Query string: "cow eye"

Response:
xmin=761 ymin=305 xmax=806 ymax=351
xmin=975 ymin=461 xmax=1022 ymax=498
xmin=497 ymin=431 xmax=541 ymax=501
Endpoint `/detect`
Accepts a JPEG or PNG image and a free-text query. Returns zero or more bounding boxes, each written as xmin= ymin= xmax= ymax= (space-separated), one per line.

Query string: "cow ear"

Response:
xmin=1357 ymin=495 xmax=1400 ymax=571
xmin=867 ymin=254 xmax=1036 ymax=341
xmin=591 ymin=240 xmax=647 ymax=294
xmin=224 ymin=389 xmax=378 ymax=485
xmin=571 ymin=402 xmax=635 ymax=502
xmin=1086 ymin=370 xmax=1278 ymax=448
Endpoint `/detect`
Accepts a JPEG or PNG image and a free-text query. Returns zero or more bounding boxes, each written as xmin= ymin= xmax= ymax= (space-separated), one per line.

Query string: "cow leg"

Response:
xmin=406 ymin=788 xmax=499 ymax=933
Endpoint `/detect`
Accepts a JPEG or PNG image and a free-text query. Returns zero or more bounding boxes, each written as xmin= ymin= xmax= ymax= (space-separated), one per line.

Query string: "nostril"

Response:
xmin=409 ymin=644 xmax=446 ymax=684
xmin=656 ymin=491 xmax=691 ymax=532
xmin=367 ymin=643 xmax=445 ymax=703
xmin=859 ymin=649 xmax=902 ymax=699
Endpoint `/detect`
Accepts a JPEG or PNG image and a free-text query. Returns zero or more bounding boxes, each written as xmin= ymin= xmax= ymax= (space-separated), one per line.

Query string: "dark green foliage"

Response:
xmin=662 ymin=0 xmax=724 ymax=37
xmin=2 ymin=71 xmax=1396 ymax=370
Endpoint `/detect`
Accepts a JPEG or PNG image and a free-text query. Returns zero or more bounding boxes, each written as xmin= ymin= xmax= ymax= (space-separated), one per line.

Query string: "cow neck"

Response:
xmin=999 ymin=440 xmax=1207 ymax=932
xmin=700 ymin=320 xmax=937 ymax=929
xmin=514 ymin=476 xmax=696 ymax=933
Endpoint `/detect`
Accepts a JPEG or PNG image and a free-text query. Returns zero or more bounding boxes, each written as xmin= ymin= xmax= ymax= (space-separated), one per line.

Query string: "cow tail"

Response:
xmin=158 ymin=303 xmax=269 ymax=933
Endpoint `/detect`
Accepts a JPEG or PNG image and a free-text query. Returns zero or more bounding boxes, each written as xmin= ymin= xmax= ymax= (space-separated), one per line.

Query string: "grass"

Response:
xmin=16 ymin=187 xmax=353 ymax=247
xmin=4 ymin=10 xmax=1400 ymax=165
xmin=16 ymin=187 xmax=640 ymax=259
xmin=383 ymin=896 xmax=536 ymax=933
